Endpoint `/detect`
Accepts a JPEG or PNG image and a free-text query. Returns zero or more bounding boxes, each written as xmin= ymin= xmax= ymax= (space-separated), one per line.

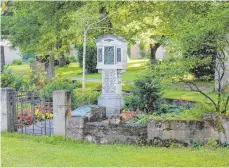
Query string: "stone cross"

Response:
xmin=95 ymin=35 xmax=128 ymax=118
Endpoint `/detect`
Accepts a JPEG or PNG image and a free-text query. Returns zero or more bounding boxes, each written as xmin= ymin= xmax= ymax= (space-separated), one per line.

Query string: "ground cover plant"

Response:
xmin=1 ymin=133 xmax=229 ymax=167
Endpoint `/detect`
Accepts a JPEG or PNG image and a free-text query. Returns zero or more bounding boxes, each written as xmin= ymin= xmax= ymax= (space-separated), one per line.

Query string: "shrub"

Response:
xmin=121 ymin=109 xmax=148 ymax=123
xmin=0 ymin=67 xmax=27 ymax=90
xmin=188 ymin=45 xmax=216 ymax=80
xmin=146 ymin=103 xmax=215 ymax=120
xmin=40 ymin=75 xmax=80 ymax=108
xmin=73 ymin=89 xmax=101 ymax=109
xmin=28 ymin=58 xmax=35 ymax=63
xmin=205 ymin=139 xmax=220 ymax=149
xmin=180 ymin=103 xmax=215 ymax=118
xmin=125 ymin=68 xmax=164 ymax=114
xmin=66 ymin=56 xmax=77 ymax=63
xmin=26 ymin=63 xmax=47 ymax=90
xmin=78 ymin=44 xmax=97 ymax=74
xmin=12 ymin=59 xmax=22 ymax=65
xmin=159 ymin=104 xmax=183 ymax=114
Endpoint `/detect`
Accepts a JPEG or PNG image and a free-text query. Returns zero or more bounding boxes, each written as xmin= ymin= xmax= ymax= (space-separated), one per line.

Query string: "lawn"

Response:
xmin=9 ymin=62 xmax=30 ymax=74
xmin=9 ymin=59 xmax=148 ymax=82
xmin=2 ymin=133 xmax=229 ymax=167
xmin=162 ymin=89 xmax=218 ymax=103
xmin=57 ymin=59 xmax=148 ymax=81
xmin=85 ymin=81 xmax=217 ymax=103
xmin=9 ymin=59 xmax=217 ymax=103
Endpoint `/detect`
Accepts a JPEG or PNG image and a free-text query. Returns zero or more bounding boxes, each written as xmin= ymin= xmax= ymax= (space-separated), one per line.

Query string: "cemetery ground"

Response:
xmin=2 ymin=133 xmax=229 ymax=167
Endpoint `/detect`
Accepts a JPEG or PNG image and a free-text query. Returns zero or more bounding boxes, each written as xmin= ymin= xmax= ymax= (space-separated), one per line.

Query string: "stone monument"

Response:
xmin=95 ymin=35 xmax=128 ymax=118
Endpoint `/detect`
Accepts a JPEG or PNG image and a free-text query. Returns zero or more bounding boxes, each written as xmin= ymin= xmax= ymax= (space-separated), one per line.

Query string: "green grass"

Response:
xmin=163 ymin=89 xmax=218 ymax=103
xmin=9 ymin=59 xmax=148 ymax=81
xmin=9 ymin=62 xmax=30 ymax=74
xmin=8 ymin=59 xmax=218 ymax=103
xmin=2 ymin=133 xmax=229 ymax=167
xmin=84 ymin=82 xmax=217 ymax=103
xmin=56 ymin=59 xmax=148 ymax=81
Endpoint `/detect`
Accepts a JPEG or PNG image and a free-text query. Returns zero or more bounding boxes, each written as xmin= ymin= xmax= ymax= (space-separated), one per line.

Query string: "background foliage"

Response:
xmin=78 ymin=44 xmax=97 ymax=74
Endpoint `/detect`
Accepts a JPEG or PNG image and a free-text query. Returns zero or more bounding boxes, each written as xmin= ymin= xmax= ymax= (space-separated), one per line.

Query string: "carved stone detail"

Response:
xmin=102 ymin=69 xmax=117 ymax=94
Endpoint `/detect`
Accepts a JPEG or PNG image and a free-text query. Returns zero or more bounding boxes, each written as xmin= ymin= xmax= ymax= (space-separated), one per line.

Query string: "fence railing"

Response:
xmin=1 ymin=88 xmax=71 ymax=137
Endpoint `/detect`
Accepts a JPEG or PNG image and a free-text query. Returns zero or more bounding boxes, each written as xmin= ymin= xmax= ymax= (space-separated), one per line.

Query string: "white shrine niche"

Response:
xmin=95 ymin=35 xmax=128 ymax=118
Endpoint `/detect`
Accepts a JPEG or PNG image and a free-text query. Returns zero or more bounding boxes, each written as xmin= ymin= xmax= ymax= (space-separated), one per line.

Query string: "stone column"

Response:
xmin=53 ymin=90 xmax=71 ymax=136
xmin=1 ymin=88 xmax=17 ymax=132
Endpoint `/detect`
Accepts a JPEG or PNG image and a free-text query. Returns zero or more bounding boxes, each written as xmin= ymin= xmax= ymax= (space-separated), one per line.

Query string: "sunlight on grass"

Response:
xmin=163 ymin=89 xmax=217 ymax=103
xmin=128 ymin=58 xmax=148 ymax=63
xmin=2 ymin=133 xmax=229 ymax=167
xmin=128 ymin=63 xmax=145 ymax=68
xmin=9 ymin=59 xmax=148 ymax=82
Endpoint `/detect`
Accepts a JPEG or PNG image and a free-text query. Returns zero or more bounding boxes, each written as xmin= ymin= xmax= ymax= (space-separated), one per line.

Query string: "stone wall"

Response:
xmin=66 ymin=117 xmax=147 ymax=144
xmin=66 ymin=115 xmax=229 ymax=146
xmin=147 ymin=117 xmax=229 ymax=146
xmin=66 ymin=117 xmax=87 ymax=140
xmin=84 ymin=122 xmax=147 ymax=144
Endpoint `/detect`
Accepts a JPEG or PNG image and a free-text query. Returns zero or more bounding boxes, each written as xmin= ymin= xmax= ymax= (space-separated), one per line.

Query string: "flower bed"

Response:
xmin=17 ymin=102 xmax=53 ymax=126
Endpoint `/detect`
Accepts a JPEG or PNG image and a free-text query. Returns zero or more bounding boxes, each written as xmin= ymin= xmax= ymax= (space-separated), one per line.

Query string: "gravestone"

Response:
xmin=95 ymin=35 xmax=128 ymax=118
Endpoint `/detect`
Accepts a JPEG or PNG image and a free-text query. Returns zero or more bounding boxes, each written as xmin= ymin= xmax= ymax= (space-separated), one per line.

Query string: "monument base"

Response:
xmin=97 ymin=94 xmax=124 ymax=118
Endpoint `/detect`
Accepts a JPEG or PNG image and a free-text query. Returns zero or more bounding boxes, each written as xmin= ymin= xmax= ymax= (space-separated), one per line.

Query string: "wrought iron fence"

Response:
xmin=13 ymin=90 xmax=53 ymax=135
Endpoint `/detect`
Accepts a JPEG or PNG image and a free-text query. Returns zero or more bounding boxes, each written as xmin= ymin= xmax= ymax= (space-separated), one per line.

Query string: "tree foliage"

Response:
xmin=78 ymin=44 xmax=97 ymax=74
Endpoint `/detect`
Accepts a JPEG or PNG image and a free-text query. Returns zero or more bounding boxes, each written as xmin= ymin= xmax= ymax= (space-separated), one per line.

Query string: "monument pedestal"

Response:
xmin=98 ymin=69 xmax=125 ymax=118
xmin=98 ymin=93 xmax=124 ymax=118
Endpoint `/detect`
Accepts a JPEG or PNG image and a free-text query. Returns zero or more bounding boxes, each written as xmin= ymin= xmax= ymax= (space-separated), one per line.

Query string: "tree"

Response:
xmin=1 ymin=0 xmax=11 ymax=72
xmin=1 ymin=45 xmax=5 ymax=72
xmin=6 ymin=1 xmax=83 ymax=79
xmin=154 ymin=2 xmax=229 ymax=114
xmin=6 ymin=1 xmax=112 ymax=84
xmin=70 ymin=2 xmax=113 ymax=90
xmin=105 ymin=2 xmax=166 ymax=64
xmin=106 ymin=2 xmax=229 ymax=114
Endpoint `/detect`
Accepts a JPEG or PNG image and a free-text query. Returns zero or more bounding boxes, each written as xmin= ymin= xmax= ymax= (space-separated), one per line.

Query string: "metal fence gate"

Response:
xmin=14 ymin=90 xmax=53 ymax=135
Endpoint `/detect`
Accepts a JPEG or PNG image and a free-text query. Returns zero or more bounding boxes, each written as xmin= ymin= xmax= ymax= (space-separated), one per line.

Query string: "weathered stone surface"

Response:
xmin=98 ymin=93 xmax=123 ymax=118
xmin=1 ymin=88 xmax=17 ymax=132
xmin=72 ymin=105 xmax=106 ymax=121
xmin=64 ymin=115 xmax=229 ymax=146
xmin=72 ymin=106 xmax=92 ymax=117
xmin=147 ymin=118 xmax=229 ymax=146
xmin=202 ymin=113 xmax=217 ymax=120
xmin=53 ymin=90 xmax=71 ymax=136
xmin=86 ymin=105 xmax=106 ymax=122
xmin=66 ymin=117 xmax=87 ymax=140
xmin=84 ymin=122 xmax=147 ymax=145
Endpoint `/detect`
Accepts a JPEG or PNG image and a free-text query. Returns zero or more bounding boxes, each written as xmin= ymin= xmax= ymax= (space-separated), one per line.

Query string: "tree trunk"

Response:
xmin=58 ymin=55 xmax=66 ymax=67
xmin=82 ymin=29 xmax=87 ymax=91
xmin=47 ymin=56 xmax=55 ymax=79
xmin=214 ymin=50 xmax=229 ymax=92
xmin=1 ymin=45 xmax=5 ymax=72
xmin=150 ymin=43 xmax=160 ymax=64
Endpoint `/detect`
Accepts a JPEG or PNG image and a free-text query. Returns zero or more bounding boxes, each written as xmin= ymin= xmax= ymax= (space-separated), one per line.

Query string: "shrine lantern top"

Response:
xmin=95 ymin=34 xmax=128 ymax=70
